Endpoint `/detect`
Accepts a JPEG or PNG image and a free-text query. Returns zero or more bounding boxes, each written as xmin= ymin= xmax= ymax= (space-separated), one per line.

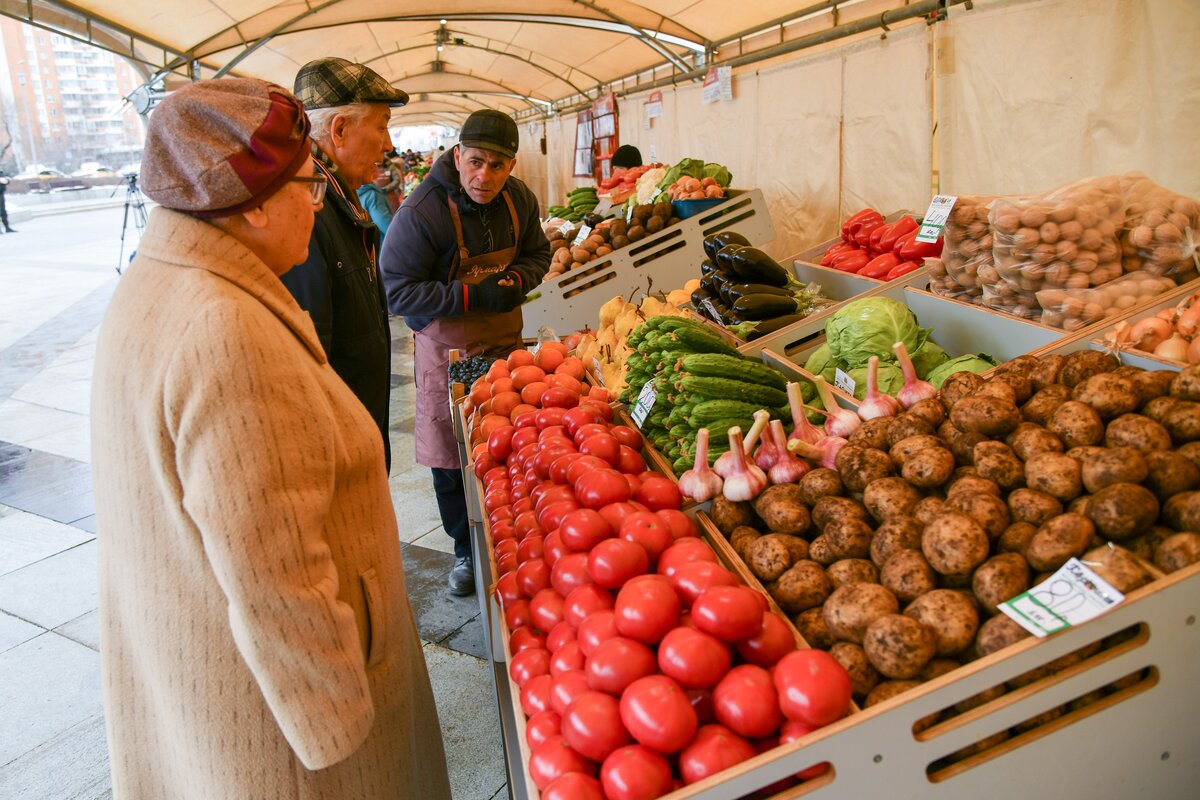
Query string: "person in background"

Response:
xmin=0 ymin=170 xmax=15 ymax=233
xmin=611 ymin=144 xmax=643 ymax=176
xmin=90 ymin=77 xmax=451 ymax=800
xmin=358 ymin=164 xmax=396 ymax=236
xmin=282 ymin=57 xmax=405 ymax=469
xmin=382 ymin=110 xmax=550 ymax=595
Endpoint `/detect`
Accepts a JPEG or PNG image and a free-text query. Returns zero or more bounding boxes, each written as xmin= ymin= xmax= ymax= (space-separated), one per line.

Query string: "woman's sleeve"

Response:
xmin=164 ymin=300 xmax=375 ymax=770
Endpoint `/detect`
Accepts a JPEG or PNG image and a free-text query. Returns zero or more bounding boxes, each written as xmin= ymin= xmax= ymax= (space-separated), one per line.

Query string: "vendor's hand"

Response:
xmin=475 ymin=272 xmax=523 ymax=312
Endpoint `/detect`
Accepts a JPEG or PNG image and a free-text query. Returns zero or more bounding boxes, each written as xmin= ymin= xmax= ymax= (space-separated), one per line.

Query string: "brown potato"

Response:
xmin=747 ymin=535 xmax=797 ymax=582
xmin=1008 ymin=424 xmax=1065 ymax=461
xmin=946 ymin=474 xmax=1002 ymax=500
xmin=1142 ymin=451 xmax=1200 ymax=501
xmin=730 ymin=526 xmax=762 ymax=561
xmin=1027 ymin=513 xmax=1095 ymax=571
xmin=946 ymin=492 xmax=1011 ymax=540
xmin=870 ymin=517 xmax=924 ymax=568
xmin=906 ymin=397 xmax=946 ymax=428
xmin=1086 ymin=483 xmax=1159 ymax=541
xmin=1059 ymin=350 xmax=1118 ymax=387
xmin=863 ymin=476 xmax=922 ymax=523
xmin=771 ymin=559 xmax=832 ymax=614
xmin=1024 ymin=452 xmax=1083 ymax=501
xmin=989 ymin=372 xmax=1034 ymax=404
xmin=921 ymin=513 xmax=990 ymax=577
xmin=849 ymin=417 xmax=894 ymax=450
xmin=1126 ymin=370 xmax=1176 ymax=407
xmin=889 ymin=435 xmax=944 ymax=467
xmin=885 ymin=415 xmax=935 ymax=448
xmin=1124 ymin=525 xmax=1173 ymax=563
xmin=1105 ymin=413 xmax=1172 ymax=452
xmin=975 ymin=613 xmax=1032 ymax=657
xmin=1007 ymin=488 xmax=1064 ymax=527
xmin=1072 ymin=373 xmax=1140 ymax=418
xmin=904 ymin=589 xmax=980 ymax=657
xmin=835 ymin=445 xmax=895 ymax=492
xmin=711 ymin=496 xmax=757 ymax=535
xmin=830 ymin=642 xmax=880 ymax=698
xmin=974 ymin=447 xmax=1026 ymax=491
xmin=1028 ymin=354 xmax=1066 ymax=389
xmin=998 ymin=521 xmax=1039 ymax=555
xmin=1162 ymin=400 xmax=1200 ymax=443
xmin=797 ymin=468 xmax=843 ymax=505
xmin=1154 ymin=532 xmax=1200 ymax=573
xmin=940 ymin=371 xmax=986 ymax=412
xmin=864 ymin=614 xmax=937 ymax=679
xmin=1170 ymin=363 xmax=1200 ymax=401
xmin=824 ymin=516 xmax=875 ymax=560
xmin=950 ymin=395 xmax=1022 ymax=437
xmin=880 ymin=549 xmax=938 ymax=602
xmin=752 ymin=484 xmax=811 ymax=535
xmin=1142 ymin=395 xmax=1180 ymax=424
xmin=1022 ymin=385 xmax=1072 ymax=425
xmin=1080 ymin=447 xmax=1149 ymax=493
xmin=921 ymin=659 xmax=963 ymax=682
xmin=826 ymin=558 xmax=880 ymax=589
xmin=823 ymin=583 xmax=900 ymax=643
xmin=792 ymin=607 xmax=836 ymax=650
xmin=902 ymin=447 xmax=956 ymax=488
xmin=812 ymin=496 xmax=869 ymax=532
xmin=1081 ymin=544 xmax=1151 ymax=592
xmin=949 ymin=431 xmax=990 ymax=467
xmin=864 ymin=680 xmax=923 ymax=708
xmin=974 ymin=380 xmax=1017 ymax=406
xmin=808 ymin=535 xmax=837 ymax=565
xmin=972 ymin=553 xmax=1031 ymax=613
xmin=913 ymin=496 xmax=947 ymax=526
xmin=1048 ymin=401 xmax=1105 ymax=448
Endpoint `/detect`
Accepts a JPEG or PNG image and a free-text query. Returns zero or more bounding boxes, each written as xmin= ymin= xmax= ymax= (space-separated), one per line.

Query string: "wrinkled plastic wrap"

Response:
xmin=928 ymin=194 xmax=997 ymax=305
xmin=1120 ymin=174 xmax=1200 ymax=283
xmin=1035 ymin=272 xmax=1176 ymax=332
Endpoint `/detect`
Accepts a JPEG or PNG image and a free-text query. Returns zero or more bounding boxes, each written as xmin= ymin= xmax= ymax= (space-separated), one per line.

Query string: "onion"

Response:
xmin=1130 ymin=315 xmax=1172 ymax=353
xmin=1155 ymin=332 xmax=1189 ymax=362
xmin=814 ymin=377 xmax=861 ymax=438
xmin=767 ymin=420 xmax=809 ymax=484
xmin=1188 ymin=336 xmax=1200 ymax=365
xmin=892 ymin=341 xmax=937 ymax=408
xmin=857 ymin=356 xmax=901 ymax=420
xmin=714 ymin=409 xmax=770 ymax=478
xmin=787 ymin=382 xmax=825 ymax=445
xmin=678 ymin=427 xmax=723 ymax=502
xmin=723 ymin=426 xmax=768 ymax=502
xmin=787 ymin=435 xmax=848 ymax=470
xmin=1178 ymin=297 xmax=1200 ymax=338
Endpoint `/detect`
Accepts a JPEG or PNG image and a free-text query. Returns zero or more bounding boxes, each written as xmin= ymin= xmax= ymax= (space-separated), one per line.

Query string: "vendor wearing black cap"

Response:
xmin=611 ymin=144 xmax=643 ymax=175
xmin=382 ymin=109 xmax=550 ymax=595
xmin=283 ymin=57 xmax=408 ymax=469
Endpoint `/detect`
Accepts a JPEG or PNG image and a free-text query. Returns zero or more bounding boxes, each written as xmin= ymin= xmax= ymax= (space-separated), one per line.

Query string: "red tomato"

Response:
xmin=585 ymin=636 xmax=657 ymax=695
xmin=616 ymin=445 xmax=647 ymax=475
xmin=573 ymin=423 xmax=610 ymax=447
xmin=598 ymin=501 xmax=642 ymax=533
xmin=586 ymin=538 xmax=649 ymax=589
xmin=613 ymin=575 xmax=681 ymax=645
xmin=551 ymin=552 xmax=594 ymax=597
xmin=576 ymin=470 xmax=633 ymax=510
xmin=550 ymin=453 xmax=583 ymax=484
xmin=563 ymin=584 xmax=615 ymax=629
xmin=550 ymin=640 xmax=587 ymax=677
xmin=517 ymin=534 xmax=545 ymax=564
xmin=514 ymin=510 xmax=543 ymax=539
xmin=678 ymin=725 xmax=756 ymax=785
xmin=491 ymin=520 xmax=517 ymax=545
xmin=691 ymin=586 xmax=765 ymax=643
xmin=494 ymin=538 xmax=518 ymax=561
xmin=530 ymin=588 xmax=566 ymax=632
xmin=517 ymin=559 xmax=551 ymax=597
xmin=487 ymin=425 xmax=517 ymax=462
xmin=533 ymin=447 xmax=573 ymax=480
xmin=510 ymin=625 xmax=547 ymax=653
xmin=511 ymin=426 xmax=540 ymax=453
xmin=687 ymin=688 xmax=716 ymax=725
xmin=634 ymin=475 xmax=683 ymax=511
xmin=562 ymin=406 xmax=604 ymax=438
xmin=609 ymin=425 xmax=643 ymax=450
xmin=541 ymin=387 xmax=581 ymax=409
xmin=562 ymin=691 xmax=632 ymax=763
xmin=514 ymin=410 xmax=540 ymax=429
xmin=772 ymin=649 xmax=853 ymax=727
xmin=576 ymin=609 xmax=619 ymax=657
xmin=622 ymin=473 xmax=641 ymax=496
xmin=512 ymin=496 xmax=535 ymax=516
xmin=566 ymin=455 xmax=612 ymax=486
xmin=483 ymin=465 xmax=507 ymax=487
xmin=528 ymin=736 xmax=597 ymax=791
xmin=712 ymin=664 xmax=782 ymax=739
xmin=547 ymin=621 xmax=577 ymax=653
xmin=483 ymin=488 xmax=512 ymax=514
xmin=489 ymin=504 xmax=515 ymax=526
xmin=542 ymin=772 xmax=604 ymax=800
xmin=496 ymin=551 xmax=518 ymax=576
xmin=521 ymin=673 xmax=554 ymax=717
xmin=600 ymin=745 xmax=673 ymax=800
xmin=736 ymin=612 xmax=797 ymax=668
xmin=504 ymin=598 xmax=532 ymax=630
xmin=536 ymin=406 xmax=569 ymax=429
xmin=537 ymin=499 xmax=580 ymax=532
xmin=579 ymin=399 xmax=613 ymax=422
xmin=657 ymin=626 xmax=732 ymax=690
xmin=579 ymin=432 xmax=621 ymax=467
xmin=560 ymin=508 xmax=615 ymax=552
xmin=619 ymin=675 xmax=698 ymax=754
xmin=779 ymin=720 xmax=831 ymax=779
xmin=510 ymin=647 xmax=551 ymax=688
xmin=526 ymin=709 xmax=563 ymax=750
xmin=618 ymin=512 xmax=673 ymax=564
xmin=670 ymin=560 xmax=739 ymax=608
xmin=588 ymin=385 xmax=612 ymax=403
xmin=656 ymin=538 xmax=718 ymax=579
xmin=550 ymin=669 xmax=592 ymax=716
xmin=656 ymin=508 xmax=697 ymax=539
xmin=474 ymin=454 xmax=500 ymax=480
xmin=494 ymin=572 xmax=522 ymax=608
xmin=544 ymin=529 xmax=567 ymax=569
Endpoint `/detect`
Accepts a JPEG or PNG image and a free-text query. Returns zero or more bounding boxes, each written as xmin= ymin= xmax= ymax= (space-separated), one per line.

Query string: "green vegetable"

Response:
xmin=676 ymin=376 xmax=788 ymax=408
xmin=910 ymin=340 xmax=950 ymax=379
xmin=688 ymin=399 xmax=765 ymax=426
xmin=678 ymin=353 xmax=788 ymax=390
xmin=804 ymin=344 xmax=839 ymax=384
xmin=702 ymin=163 xmax=732 ymax=187
xmin=825 ymin=297 xmax=928 ymax=370
xmin=846 ymin=362 xmax=906 ymax=400
xmin=926 ymin=353 xmax=1000 ymax=388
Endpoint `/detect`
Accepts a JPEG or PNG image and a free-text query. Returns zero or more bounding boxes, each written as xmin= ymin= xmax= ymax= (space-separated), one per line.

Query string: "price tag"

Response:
xmin=572 ymin=224 xmax=593 ymax=247
xmin=916 ymin=194 xmax=957 ymax=243
xmin=999 ymin=557 xmax=1125 ymax=638
xmin=592 ymin=356 xmax=605 ymax=386
xmin=834 ymin=368 xmax=856 ymax=396
xmin=626 ymin=202 xmax=635 ymax=223
xmin=591 ymin=198 xmax=614 ymax=218
xmin=630 ymin=381 xmax=657 ymax=428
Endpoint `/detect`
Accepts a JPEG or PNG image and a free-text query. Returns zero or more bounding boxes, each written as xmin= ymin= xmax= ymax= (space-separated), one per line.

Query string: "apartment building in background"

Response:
xmin=0 ymin=17 xmax=145 ymax=173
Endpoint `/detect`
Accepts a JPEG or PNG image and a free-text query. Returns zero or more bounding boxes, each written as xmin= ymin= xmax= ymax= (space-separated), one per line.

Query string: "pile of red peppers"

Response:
xmin=819 ymin=209 xmax=944 ymax=280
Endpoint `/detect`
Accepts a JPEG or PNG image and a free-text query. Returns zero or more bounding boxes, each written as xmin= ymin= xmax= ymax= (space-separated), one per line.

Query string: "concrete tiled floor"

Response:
xmin=0 ymin=207 xmax=508 ymax=799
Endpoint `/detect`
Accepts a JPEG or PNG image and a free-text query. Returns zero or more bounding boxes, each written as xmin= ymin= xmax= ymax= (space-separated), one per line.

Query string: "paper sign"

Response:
xmin=591 ymin=198 xmax=614 ymax=218
xmin=592 ymin=356 xmax=605 ymax=386
xmin=999 ymin=558 xmax=1125 ymax=637
xmin=702 ymin=66 xmax=733 ymax=104
xmin=916 ymin=195 xmax=957 ymax=243
xmin=645 ymin=91 xmax=663 ymax=119
xmin=572 ymin=224 xmax=593 ymax=246
xmin=630 ymin=381 xmax=657 ymax=427
xmin=626 ymin=203 xmax=635 ymax=223
xmin=834 ymin=368 xmax=856 ymax=396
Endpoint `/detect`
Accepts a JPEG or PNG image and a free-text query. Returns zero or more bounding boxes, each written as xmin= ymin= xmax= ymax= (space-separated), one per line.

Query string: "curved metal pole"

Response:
xmin=388 ymin=67 xmax=553 ymax=106
xmin=569 ymin=0 xmax=695 ymax=73
xmin=212 ymin=0 xmax=343 ymax=78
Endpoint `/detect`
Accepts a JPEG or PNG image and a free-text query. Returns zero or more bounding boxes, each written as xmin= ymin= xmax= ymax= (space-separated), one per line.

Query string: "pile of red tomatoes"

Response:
xmin=466 ymin=348 xmax=854 ymax=800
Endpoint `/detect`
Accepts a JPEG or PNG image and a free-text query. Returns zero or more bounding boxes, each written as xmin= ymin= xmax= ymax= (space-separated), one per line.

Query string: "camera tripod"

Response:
xmin=114 ymin=173 xmax=148 ymax=274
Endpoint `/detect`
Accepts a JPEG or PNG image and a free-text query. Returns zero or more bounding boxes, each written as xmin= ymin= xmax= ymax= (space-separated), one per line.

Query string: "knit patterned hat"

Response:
xmin=140 ymin=78 xmax=311 ymax=218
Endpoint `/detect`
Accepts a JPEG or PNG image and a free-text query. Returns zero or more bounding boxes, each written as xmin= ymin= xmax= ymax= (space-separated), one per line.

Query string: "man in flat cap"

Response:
xmin=284 ymin=57 xmax=407 ymax=469
xmin=382 ymin=109 xmax=550 ymax=596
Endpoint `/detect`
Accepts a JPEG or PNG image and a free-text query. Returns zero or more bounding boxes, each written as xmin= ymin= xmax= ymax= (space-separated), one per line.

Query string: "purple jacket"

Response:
xmin=380 ymin=149 xmax=551 ymax=331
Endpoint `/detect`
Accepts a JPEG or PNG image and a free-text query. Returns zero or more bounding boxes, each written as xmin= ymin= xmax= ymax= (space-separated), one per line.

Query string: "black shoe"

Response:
xmin=448 ymin=556 xmax=475 ymax=596
xmin=3 ymin=227 xmax=13 ymax=233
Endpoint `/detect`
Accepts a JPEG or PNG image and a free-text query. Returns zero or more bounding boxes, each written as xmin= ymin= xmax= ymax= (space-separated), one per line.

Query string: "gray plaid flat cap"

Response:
xmin=294 ymin=57 xmax=408 ymax=109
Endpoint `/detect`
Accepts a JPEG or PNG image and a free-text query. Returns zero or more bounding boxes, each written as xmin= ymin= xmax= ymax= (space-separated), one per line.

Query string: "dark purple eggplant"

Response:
xmin=715 ymin=244 xmax=742 ymax=273
xmin=732 ymin=292 xmax=800 ymax=320
xmin=724 ymin=282 xmax=792 ymax=301
xmin=699 ymin=258 xmax=718 ymax=277
xmin=690 ymin=287 xmax=712 ymax=307
xmin=743 ymin=314 xmax=806 ymax=340
xmin=728 ymin=247 xmax=790 ymax=287
xmin=703 ymin=230 xmax=751 ymax=262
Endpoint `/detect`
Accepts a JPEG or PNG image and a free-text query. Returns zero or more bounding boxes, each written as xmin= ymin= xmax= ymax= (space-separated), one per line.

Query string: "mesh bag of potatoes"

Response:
xmin=1119 ymin=174 xmax=1200 ymax=283
xmin=1035 ymin=272 xmax=1176 ymax=331
xmin=927 ymin=194 xmax=998 ymax=305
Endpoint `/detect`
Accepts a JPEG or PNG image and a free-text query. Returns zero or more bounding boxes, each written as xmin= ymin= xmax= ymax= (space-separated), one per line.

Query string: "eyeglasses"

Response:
xmin=289 ymin=174 xmax=328 ymax=205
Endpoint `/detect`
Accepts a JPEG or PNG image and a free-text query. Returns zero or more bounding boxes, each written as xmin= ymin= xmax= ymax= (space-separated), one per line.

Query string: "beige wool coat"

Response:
xmin=91 ymin=208 xmax=451 ymax=800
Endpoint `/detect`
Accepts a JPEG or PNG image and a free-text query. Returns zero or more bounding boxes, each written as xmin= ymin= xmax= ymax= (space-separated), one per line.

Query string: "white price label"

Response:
xmin=999 ymin=558 xmax=1125 ymax=638
xmin=626 ymin=203 xmax=635 ymax=223
xmin=592 ymin=356 xmax=605 ymax=386
xmin=630 ymin=381 xmax=657 ymax=428
xmin=572 ymin=224 xmax=593 ymax=247
xmin=834 ymin=368 xmax=856 ymax=396
xmin=915 ymin=194 xmax=958 ymax=243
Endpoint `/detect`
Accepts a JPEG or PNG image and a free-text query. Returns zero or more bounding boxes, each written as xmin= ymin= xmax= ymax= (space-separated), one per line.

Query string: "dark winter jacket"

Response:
xmin=280 ymin=152 xmax=391 ymax=467
xmin=380 ymin=148 xmax=551 ymax=331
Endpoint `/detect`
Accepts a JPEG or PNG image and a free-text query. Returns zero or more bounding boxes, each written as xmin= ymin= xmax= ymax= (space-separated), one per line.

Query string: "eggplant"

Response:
xmin=728 ymin=247 xmax=790 ymax=287
xmin=715 ymin=244 xmax=742 ymax=273
xmin=699 ymin=275 xmax=716 ymax=296
xmin=723 ymin=282 xmax=793 ymax=301
xmin=700 ymin=297 xmax=734 ymax=326
xmin=744 ymin=313 xmax=806 ymax=340
xmin=690 ymin=288 xmax=712 ymax=307
xmin=699 ymin=258 xmax=718 ymax=277
xmin=703 ymin=230 xmax=751 ymax=262
xmin=732 ymin=292 xmax=800 ymax=320
xmin=709 ymin=267 xmax=736 ymax=295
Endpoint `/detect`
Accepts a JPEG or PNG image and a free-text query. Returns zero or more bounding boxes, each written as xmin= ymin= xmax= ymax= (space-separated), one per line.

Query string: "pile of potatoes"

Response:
xmin=1120 ymin=174 xmax=1200 ymax=283
xmin=709 ymin=350 xmax=1200 ymax=738
xmin=1035 ymin=272 xmax=1176 ymax=332
xmin=927 ymin=194 xmax=996 ymax=304
xmin=545 ymin=202 xmax=680 ymax=280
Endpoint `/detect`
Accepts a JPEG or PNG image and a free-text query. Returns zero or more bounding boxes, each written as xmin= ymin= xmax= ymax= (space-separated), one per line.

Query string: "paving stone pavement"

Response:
xmin=0 ymin=207 xmax=509 ymax=799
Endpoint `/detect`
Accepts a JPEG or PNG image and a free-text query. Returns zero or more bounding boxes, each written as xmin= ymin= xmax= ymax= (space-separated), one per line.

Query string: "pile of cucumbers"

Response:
xmin=546 ymin=186 xmax=600 ymax=224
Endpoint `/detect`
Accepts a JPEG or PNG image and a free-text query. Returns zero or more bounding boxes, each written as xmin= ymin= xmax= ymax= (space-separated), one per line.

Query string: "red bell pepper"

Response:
xmin=885 ymin=261 xmax=923 ymax=280
xmin=894 ymin=230 xmax=944 ymax=261
xmin=820 ymin=241 xmax=857 ymax=266
xmin=867 ymin=223 xmax=893 ymax=255
xmin=860 ymin=252 xmax=903 ymax=279
xmin=829 ymin=250 xmax=870 ymax=273
xmin=878 ymin=216 xmax=918 ymax=252
xmin=842 ymin=208 xmax=883 ymax=242
xmin=853 ymin=217 xmax=885 ymax=248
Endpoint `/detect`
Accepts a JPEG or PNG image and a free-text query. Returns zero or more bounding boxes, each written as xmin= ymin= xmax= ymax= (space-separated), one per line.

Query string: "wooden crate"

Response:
xmin=522 ymin=189 xmax=776 ymax=339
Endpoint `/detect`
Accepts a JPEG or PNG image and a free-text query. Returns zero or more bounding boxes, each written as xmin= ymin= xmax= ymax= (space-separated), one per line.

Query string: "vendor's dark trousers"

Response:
xmin=432 ymin=467 xmax=471 ymax=559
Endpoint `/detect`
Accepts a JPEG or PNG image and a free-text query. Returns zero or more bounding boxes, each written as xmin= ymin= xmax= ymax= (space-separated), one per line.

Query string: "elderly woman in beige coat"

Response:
xmin=90 ymin=78 xmax=451 ymax=799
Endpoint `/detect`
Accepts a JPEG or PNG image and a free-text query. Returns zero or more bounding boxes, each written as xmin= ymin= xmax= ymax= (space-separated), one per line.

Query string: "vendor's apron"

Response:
xmin=413 ymin=191 xmax=524 ymax=468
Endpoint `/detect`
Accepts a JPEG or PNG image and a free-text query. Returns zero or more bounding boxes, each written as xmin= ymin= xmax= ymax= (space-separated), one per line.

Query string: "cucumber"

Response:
xmin=678 ymin=353 xmax=788 ymax=391
xmin=677 ymin=375 xmax=788 ymax=408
